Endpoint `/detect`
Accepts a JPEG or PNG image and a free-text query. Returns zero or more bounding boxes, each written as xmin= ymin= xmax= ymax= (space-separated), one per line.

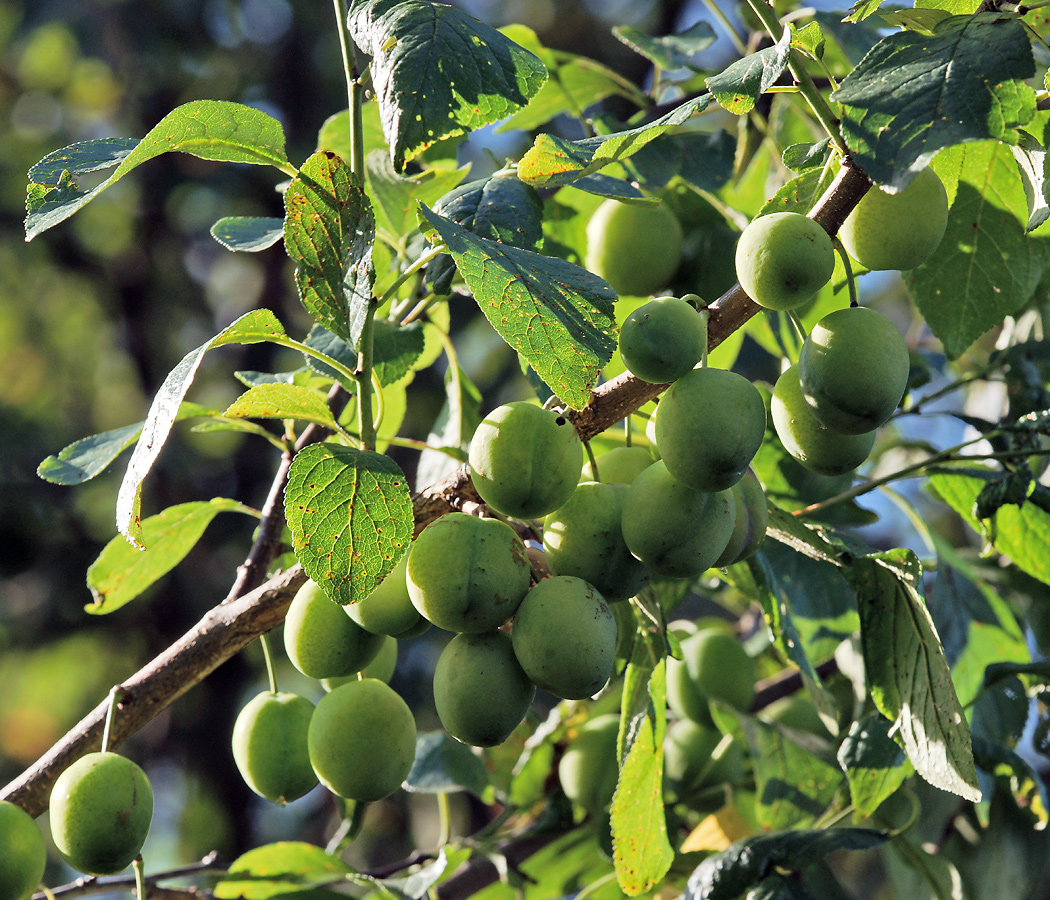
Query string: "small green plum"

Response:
xmin=321 ymin=634 xmax=398 ymax=689
xmin=558 ymin=713 xmax=620 ymax=815
xmin=231 ymin=691 xmax=317 ymax=804
xmin=667 ymin=627 xmax=756 ymax=718
xmin=618 ymin=296 xmax=706 ymax=383
xmin=586 ymin=199 xmax=684 ymax=297
xmin=580 ymin=446 xmax=654 ymax=485
xmin=713 ymin=469 xmax=768 ymax=567
xmin=0 ymin=801 xmax=46 ymax=900
xmin=345 ymin=551 xmax=423 ymax=636
xmin=735 ymin=212 xmax=835 ymax=310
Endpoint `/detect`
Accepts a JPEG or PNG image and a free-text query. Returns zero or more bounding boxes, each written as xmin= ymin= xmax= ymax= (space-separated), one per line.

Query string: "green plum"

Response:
xmin=618 ymin=296 xmax=706 ymax=383
xmin=511 ymin=576 xmax=617 ymax=699
xmin=586 ymin=199 xmax=683 ymax=297
xmin=735 ymin=212 xmax=835 ymax=310
xmin=49 ymin=752 xmax=153 ymax=875
xmin=667 ymin=627 xmax=756 ymax=720
xmin=543 ymin=481 xmax=651 ymax=602
xmin=308 ymin=679 xmax=416 ymax=801
xmin=664 ymin=719 xmax=743 ymax=801
xmin=713 ymin=469 xmax=768 ymax=567
xmin=580 ymin=446 xmax=654 ymax=485
xmin=469 ymin=402 xmax=584 ymax=519
xmin=655 ymin=367 xmax=766 ymax=492
xmin=558 ymin=713 xmax=620 ymax=815
xmin=0 ymin=802 xmax=45 ymax=900
xmin=322 ymin=634 xmax=399 ymax=689
xmin=231 ymin=691 xmax=317 ymax=804
xmin=345 ymin=551 xmax=423 ymax=636
xmin=408 ymin=513 xmax=531 ymax=632
xmin=433 ymin=631 xmax=535 ymax=747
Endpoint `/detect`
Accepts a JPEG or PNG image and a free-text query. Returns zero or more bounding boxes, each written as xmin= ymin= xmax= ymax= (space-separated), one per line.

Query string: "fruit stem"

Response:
xmin=584 ymin=440 xmax=601 ymax=482
xmin=133 ymin=857 xmax=146 ymax=900
xmin=437 ymin=791 xmax=453 ymax=847
xmin=786 ymin=310 xmax=808 ymax=346
xmin=101 ymin=686 xmax=124 ymax=754
xmin=260 ymin=634 xmax=279 ymax=695
xmin=833 ymin=238 xmax=859 ymax=308
xmin=624 ymin=416 xmax=632 ymax=448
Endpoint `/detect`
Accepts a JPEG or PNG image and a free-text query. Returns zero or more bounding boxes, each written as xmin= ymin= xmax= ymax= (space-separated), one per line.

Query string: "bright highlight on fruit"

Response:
xmin=735 ymin=212 xmax=835 ymax=310
xmin=585 ymin=198 xmax=683 ymax=297
xmin=0 ymin=801 xmax=46 ymax=900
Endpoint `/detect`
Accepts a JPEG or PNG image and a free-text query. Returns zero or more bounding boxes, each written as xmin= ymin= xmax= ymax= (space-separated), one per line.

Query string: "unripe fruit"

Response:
xmin=284 ymin=580 xmax=386 ymax=679
xmin=408 ymin=513 xmax=531 ymax=632
xmin=469 ymin=402 xmax=583 ymax=519
xmin=713 ymin=469 xmax=768 ymax=567
xmin=511 ymin=576 xmax=617 ymax=699
xmin=580 ymin=446 xmax=654 ymax=485
xmin=664 ymin=719 xmax=742 ymax=798
xmin=838 ymin=167 xmax=948 ymax=271
xmin=231 ymin=691 xmax=317 ymax=804
xmin=798 ymin=306 xmax=909 ymax=434
xmin=0 ymin=801 xmax=46 ymax=900
xmin=558 ymin=713 xmax=620 ymax=815
xmin=49 ymin=752 xmax=153 ymax=875
xmin=667 ymin=627 xmax=756 ymax=715
xmin=345 ymin=552 xmax=423 ymax=636
xmin=618 ymin=296 xmax=706 ymax=383
xmin=322 ymin=634 xmax=398 ymax=689
xmin=543 ymin=481 xmax=651 ymax=602
xmin=621 ymin=462 xmax=736 ymax=579
xmin=308 ymin=679 xmax=416 ymax=801
xmin=434 ymin=631 xmax=535 ymax=747
xmin=586 ymin=199 xmax=684 ymax=297
xmin=655 ymin=367 xmax=766 ymax=492
xmin=735 ymin=212 xmax=835 ymax=310
xmin=771 ymin=365 xmax=876 ymax=476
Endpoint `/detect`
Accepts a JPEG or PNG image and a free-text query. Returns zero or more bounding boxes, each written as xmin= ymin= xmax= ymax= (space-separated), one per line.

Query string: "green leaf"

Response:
xmin=844 ymin=550 xmax=981 ymax=802
xmin=706 ymin=27 xmax=791 ymax=115
xmin=782 ymin=139 xmax=831 ymax=172
xmin=929 ymin=468 xmax=1050 ymax=585
xmin=284 ymin=151 xmax=375 ymax=348
xmin=683 ymin=829 xmax=887 ymax=900
xmin=837 ymin=714 xmax=913 ymax=817
xmin=86 ymin=499 xmax=253 ymax=614
xmin=211 ymin=216 xmax=285 ymax=252
xmin=285 ymin=442 xmax=413 ymax=605
xmin=304 ymin=321 xmax=424 ymax=388
xmin=317 ymin=102 xmax=389 ymax=162
xmin=629 ymin=130 xmax=736 ymax=194
xmin=881 ymin=8 xmax=954 ymax=34
xmin=517 ymin=94 xmax=712 ymax=188
xmin=434 ymin=170 xmax=544 ymax=251
xmin=214 ymin=841 xmax=352 ymax=900
xmin=792 ymin=22 xmax=826 ymax=59
xmin=832 ymin=13 xmax=1035 ymax=189
xmin=403 ymin=731 xmax=489 ymax=798
xmin=497 ymin=25 xmax=643 ymax=132
xmin=1011 ymin=130 xmax=1050 ymax=232
xmin=417 ymin=205 xmax=616 ymax=410
xmin=611 ymin=659 xmax=674 ymax=897
xmin=618 ymin=598 xmax=667 ymax=764
xmin=223 ymin=384 xmax=341 ymax=431
xmin=365 ymin=149 xmax=469 ymax=241
xmin=905 ymin=143 xmax=1048 ymax=359
xmin=26 ymin=101 xmax=290 ymax=240
xmin=845 ymin=0 xmax=889 ymax=22
xmin=738 ymin=715 xmax=844 ymax=830
xmin=763 ymin=503 xmax=844 ymax=566
xmin=347 ymin=0 xmax=547 ymax=171
xmin=972 ymin=736 xmax=1049 ymax=827
xmin=116 ymin=309 xmax=288 ymax=546
xmin=613 ymin=21 xmax=717 ymax=70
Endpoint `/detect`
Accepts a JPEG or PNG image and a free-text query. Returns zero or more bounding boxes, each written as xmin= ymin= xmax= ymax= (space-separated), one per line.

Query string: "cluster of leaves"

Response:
xmin=13 ymin=0 xmax=1050 ymax=898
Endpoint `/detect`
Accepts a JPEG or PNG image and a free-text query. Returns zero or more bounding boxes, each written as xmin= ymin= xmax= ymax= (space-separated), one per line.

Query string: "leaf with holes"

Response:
xmin=285 ymin=443 xmax=413 ymax=605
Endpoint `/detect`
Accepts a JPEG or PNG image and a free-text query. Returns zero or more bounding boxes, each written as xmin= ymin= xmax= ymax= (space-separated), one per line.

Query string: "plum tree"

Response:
xmin=772 ymin=365 xmax=876 ymax=475
xmin=666 ymin=627 xmax=756 ymax=719
xmin=558 ymin=713 xmax=620 ymax=816
xmin=344 ymin=552 xmax=423 ymax=637
xmin=798 ymin=306 xmax=910 ymax=434
xmin=231 ymin=691 xmax=317 ymax=805
xmin=307 ymin=679 xmax=417 ymax=801
xmin=713 ymin=468 xmax=768 ymax=567
xmin=469 ymin=402 xmax=584 ymax=518
xmin=585 ymin=199 xmax=683 ymax=297
xmin=433 ymin=631 xmax=535 ymax=747
xmin=543 ymin=480 xmax=651 ymax=601
xmin=618 ymin=296 xmax=706 ymax=383
xmin=511 ymin=576 xmax=617 ymax=699
xmin=735 ymin=212 xmax=835 ymax=310
xmin=407 ymin=513 xmax=531 ymax=632
xmin=0 ymin=802 xmax=45 ymax=900
xmin=49 ymin=752 xmax=153 ymax=875
xmin=655 ymin=367 xmax=766 ymax=492
xmin=621 ymin=462 xmax=737 ymax=578
xmin=283 ymin=579 xmax=386 ymax=679
xmin=838 ymin=167 xmax=949 ymax=271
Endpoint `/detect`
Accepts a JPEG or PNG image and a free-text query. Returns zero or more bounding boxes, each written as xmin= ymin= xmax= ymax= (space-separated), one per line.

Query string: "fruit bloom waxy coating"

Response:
xmin=0 ymin=801 xmax=46 ymax=900
xmin=511 ymin=576 xmax=617 ymax=699
xmin=667 ymin=628 xmax=756 ymax=717
xmin=469 ymin=402 xmax=584 ymax=519
xmin=543 ymin=481 xmax=651 ymax=602
xmin=714 ymin=468 xmax=768 ymax=567
xmin=618 ymin=296 xmax=706 ymax=383
xmin=772 ymin=365 xmax=876 ymax=476
xmin=735 ymin=212 xmax=835 ymax=310
xmin=49 ymin=752 xmax=153 ymax=875
xmin=558 ymin=713 xmax=620 ymax=815
xmin=308 ymin=679 xmax=416 ymax=801
xmin=284 ymin=580 xmax=386 ymax=679
xmin=621 ymin=462 xmax=736 ymax=579
xmin=232 ymin=691 xmax=317 ymax=804
xmin=434 ymin=631 xmax=536 ymax=747
xmin=838 ymin=167 xmax=949 ymax=271
xmin=655 ymin=367 xmax=766 ymax=492
xmin=408 ymin=513 xmax=531 ymax=632
xmin=798 ymin=306 xmax=910 ymax=434
xmin=345 ymin=552 xmax=423 ymax=636
xmin=580 ymin=446 xmax=654 ymax=484
xmin=585 ymin=199 xmax=684 ymax=297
